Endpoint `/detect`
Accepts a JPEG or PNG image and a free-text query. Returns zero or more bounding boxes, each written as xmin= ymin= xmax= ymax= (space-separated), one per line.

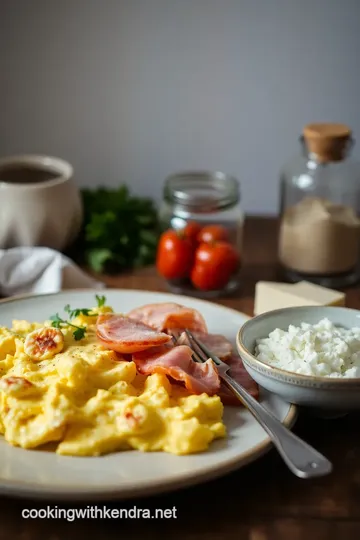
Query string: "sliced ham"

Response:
xmin=96 ymin=314 xmax=172 ymax=354
xmin=132 ymin=344 xmax=221 ymax=395
xmin=127 ymin=302 xmax=207 ymax=334
xmin=218 ymin=353 xmax=259 ymax=406
xmin=177 ymin=331 xmax=233 ymax=360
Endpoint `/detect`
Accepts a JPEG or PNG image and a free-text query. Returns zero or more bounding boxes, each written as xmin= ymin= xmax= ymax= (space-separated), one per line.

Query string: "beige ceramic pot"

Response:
xmin=0 ymin=155 xmax=83 ymax=251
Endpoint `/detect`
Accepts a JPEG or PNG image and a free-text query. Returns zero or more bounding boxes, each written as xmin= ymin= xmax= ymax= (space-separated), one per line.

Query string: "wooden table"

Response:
xmin=2 ymin=217 xmax=360 ymax=540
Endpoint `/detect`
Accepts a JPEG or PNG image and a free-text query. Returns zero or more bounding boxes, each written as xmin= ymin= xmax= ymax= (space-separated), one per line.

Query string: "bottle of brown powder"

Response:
xmin=278 ymin=123 xmax=360 ymax=287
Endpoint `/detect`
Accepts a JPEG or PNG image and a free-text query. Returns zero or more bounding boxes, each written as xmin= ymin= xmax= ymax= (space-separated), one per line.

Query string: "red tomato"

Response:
xmin=197 ymin=225 xmax=229 ymax=244
xmin=156 ymin=229 xmax=194 ymax=280
xmin=183 ymin=221 xmax=202 ymax=246
xmin=191 ymin=241 xmax=240 ymax=290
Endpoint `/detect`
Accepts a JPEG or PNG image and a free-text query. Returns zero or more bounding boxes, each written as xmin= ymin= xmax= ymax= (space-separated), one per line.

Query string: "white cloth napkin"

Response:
xmin=0 ymin=247 xmax=105 ymax=297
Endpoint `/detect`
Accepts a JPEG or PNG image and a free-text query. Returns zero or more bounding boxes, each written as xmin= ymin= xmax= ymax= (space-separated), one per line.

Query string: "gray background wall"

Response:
xmin=1 ymin=0 xmax=359 ymax=215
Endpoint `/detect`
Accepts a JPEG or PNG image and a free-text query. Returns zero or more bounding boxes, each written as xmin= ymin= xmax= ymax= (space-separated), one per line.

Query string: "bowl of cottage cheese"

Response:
xmin=237 ymin=306 xmax=360 ymax=409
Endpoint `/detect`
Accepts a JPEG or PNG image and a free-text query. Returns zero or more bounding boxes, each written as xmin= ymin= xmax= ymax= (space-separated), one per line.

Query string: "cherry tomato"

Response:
xmin=197 ymin=225 xmax=229 ymax=244
xmin=156 ymin=229 xmax=194 ymax=280
xmin=183 ymin=221 xmax=202 ymax=246
xmin=191 ymin=241 xmax=240 ymax=290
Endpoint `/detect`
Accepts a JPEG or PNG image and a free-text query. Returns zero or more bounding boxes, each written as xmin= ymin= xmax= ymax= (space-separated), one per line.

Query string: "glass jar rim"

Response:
xmin=164 ymin=170 xmax=240 ymax=211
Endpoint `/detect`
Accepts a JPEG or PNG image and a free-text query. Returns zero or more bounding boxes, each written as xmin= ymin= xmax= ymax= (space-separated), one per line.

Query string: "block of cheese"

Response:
xmin=254 ymin=280 xmax=345 ymax=316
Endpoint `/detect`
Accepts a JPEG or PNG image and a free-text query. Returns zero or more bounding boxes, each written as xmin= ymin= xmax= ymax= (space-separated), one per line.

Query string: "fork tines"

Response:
xmin=169 ymin=329 xmax=203 ymax=364
xmin=184 ymin=330 xmax=221 ymax=366
xmin=184 ymin=330 xmax=206 ymax=363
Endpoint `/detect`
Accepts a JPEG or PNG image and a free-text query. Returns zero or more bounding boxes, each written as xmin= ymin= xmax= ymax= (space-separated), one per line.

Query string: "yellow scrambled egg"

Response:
xmin=0 ymin=304 xmax=225 ymax=456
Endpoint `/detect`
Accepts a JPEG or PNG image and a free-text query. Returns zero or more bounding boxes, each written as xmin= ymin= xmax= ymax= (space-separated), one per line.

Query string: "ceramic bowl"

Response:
xmin=236 ymin=306 xmax=360 ymax=410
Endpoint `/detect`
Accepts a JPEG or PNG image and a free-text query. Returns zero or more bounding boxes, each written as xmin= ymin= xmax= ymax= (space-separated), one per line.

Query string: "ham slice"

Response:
xmin=218 ymin=354 xmax=259 ymax=406
xmin=127 ymin=302 xmax=207 ymax=334
xmin=96 ymin=314 xmax=172 ymax=354
xmin=132 ymin=344 xmax=221 ymax=395
xmin=176 ymin=332 xmax=258 ymax=405
xmin=177 ymin=331 xmax=233 ymax=360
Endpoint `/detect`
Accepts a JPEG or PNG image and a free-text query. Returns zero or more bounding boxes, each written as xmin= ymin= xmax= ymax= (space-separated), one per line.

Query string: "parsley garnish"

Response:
xmin=72 ymin=327 xmax=87 ymax=341
xmin=49 ymin=294 xmax=107 ymax=341
xmin=64 ymin=304 xmax=93 ymax=320
xmin=96 ymin=294 xmax=106 ymax=307
xmin=49 ymin=314 xmax=86 ymax=341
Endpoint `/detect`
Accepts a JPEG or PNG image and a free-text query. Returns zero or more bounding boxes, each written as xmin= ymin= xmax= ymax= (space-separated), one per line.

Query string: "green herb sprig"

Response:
xmin=96 ymin=295 xmax=106 ymax=307
xmin=49 ymin=314 xmax=86 ymax=341
xmin=49 ymin=294 xmax=107 ymax=341
xmin=64 ymin=305 xmax=93 ymax=320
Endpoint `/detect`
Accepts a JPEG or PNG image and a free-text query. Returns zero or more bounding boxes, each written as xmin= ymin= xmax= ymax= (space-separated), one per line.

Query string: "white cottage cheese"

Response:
xmin=254 ymin=318 xmax=360 ymax=378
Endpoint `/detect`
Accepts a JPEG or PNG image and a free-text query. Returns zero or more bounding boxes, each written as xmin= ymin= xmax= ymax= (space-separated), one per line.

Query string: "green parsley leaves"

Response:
xmin=49 ymin=294 xmax=107 ymax=341
xmin=49 ymin=314 xmax=86 ymax=341
xmin=63 ymin=305 xmax=93 ymax=320
xmin=66 ymin=186 xmax=161 ymax=273
xmin=96 ymin=295 xmax=106 ymax=307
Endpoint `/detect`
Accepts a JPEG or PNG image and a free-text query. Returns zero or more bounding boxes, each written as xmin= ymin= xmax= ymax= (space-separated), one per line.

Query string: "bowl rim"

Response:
xmin=0 ymin=154 xmax=73 ymax=190
xmin=236 ymin=305 xmax=360 ymax=385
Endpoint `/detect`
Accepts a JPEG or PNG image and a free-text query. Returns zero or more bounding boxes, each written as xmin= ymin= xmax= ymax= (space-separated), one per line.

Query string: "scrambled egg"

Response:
xmin=0 ymin=304 xmax=225 ymax=456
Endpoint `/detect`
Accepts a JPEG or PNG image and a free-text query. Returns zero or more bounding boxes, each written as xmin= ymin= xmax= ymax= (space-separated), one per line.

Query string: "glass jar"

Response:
xmin=159 ymin=170 xmax=244 ymax=297
xmin=278 ymin=123 xmax=360 ymax=287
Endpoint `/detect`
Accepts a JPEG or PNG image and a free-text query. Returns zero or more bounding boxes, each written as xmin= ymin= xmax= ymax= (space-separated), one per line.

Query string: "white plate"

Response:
xmin=0 ymin=289 xmax=296 ymax=501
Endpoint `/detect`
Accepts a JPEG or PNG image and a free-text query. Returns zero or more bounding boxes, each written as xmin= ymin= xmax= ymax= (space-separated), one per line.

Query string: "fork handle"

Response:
xmin=222 ymin=374 xmax=332 ymax=478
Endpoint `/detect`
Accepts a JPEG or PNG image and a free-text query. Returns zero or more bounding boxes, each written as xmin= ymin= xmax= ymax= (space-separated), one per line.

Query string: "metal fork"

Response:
xmin=184 ymin=329 xmax=333 ymax=479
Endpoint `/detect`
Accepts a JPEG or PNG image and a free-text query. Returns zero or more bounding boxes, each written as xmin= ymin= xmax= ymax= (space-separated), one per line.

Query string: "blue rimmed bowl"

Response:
xmin=236 ymin=306 xmax=360 ymax=410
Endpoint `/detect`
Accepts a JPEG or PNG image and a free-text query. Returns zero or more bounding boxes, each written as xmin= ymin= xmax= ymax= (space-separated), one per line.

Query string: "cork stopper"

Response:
xmin=303 ymin=123 xmax=351 ymax=162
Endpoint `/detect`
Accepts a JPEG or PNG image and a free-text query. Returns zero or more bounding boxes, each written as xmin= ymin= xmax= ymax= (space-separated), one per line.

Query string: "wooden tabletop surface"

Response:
xmin=2 ymin=217 xmax=360 ymax=540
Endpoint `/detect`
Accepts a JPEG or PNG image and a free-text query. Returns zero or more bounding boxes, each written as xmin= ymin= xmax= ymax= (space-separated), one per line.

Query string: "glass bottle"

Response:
xmin=159 ymin=170 xmax=244 ymax=298
xmin=278 ymin=123 xmax=360 ymax=287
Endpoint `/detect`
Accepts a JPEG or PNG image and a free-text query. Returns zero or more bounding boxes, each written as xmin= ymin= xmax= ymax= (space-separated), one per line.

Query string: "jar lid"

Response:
xmin=303 ymin=123 xmax=352 ymax=162
xmin=164 ymin=171 xmax=239 ymax=212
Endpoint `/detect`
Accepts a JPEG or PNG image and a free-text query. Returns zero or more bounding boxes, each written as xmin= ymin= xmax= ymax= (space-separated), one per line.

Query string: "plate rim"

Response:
xmin=0 ymin=288 xmax=297 ymax=500
xmin=0 ymin=287 xmax=252 ymax=319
